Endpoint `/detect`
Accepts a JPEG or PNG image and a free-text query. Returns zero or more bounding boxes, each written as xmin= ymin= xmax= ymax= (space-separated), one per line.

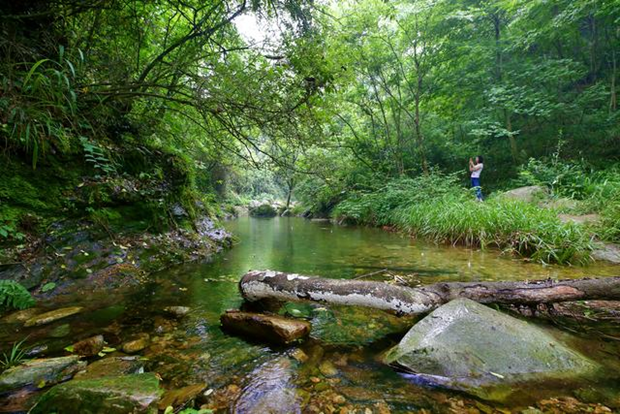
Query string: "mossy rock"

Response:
xmin=31 ymin=373 xmax=162 ymax=414
xmin=0 ymin=356 xmax=85 ymax=393
xmin=384 ymin=298 xmax=598 ymax=401
xmin=249 ymin=204 xmax=277 ymax=218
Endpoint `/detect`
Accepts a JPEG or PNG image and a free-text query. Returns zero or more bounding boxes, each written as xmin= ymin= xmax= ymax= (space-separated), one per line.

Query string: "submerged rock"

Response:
xmin=233 ymin=358 xmax=302 ymax=414
xmin=318 ymin=360 xmax=338 ymax=377
xmin=502 ymin=185 xmax=548 ymax=203
xmin=163 ymin=306 xmax=191 ymax=318
xmin=122 ymin=333 xmax=150 ymax=354
xmin=31 ymin=373 xmax=161 ymax=414
xmin=158 ymin=383 xmax=207 ymax=410
xmin=1 ymin=308 xmax=41 ymax=324
xmin=24 ymin=306 xmax=83 ymax=327
xmin=74 ymin=356 xmax=144 ymax=380
xmin=220 ymin=310 xmax=311 ymax=345
xmin=49 ymin=323 xmax=71 ymax=338
xmin=384 ymin=298 xmax=596 ymax=400
xmin=0 ymin=356 xmax=85 ymax=392
xmin=71 ymin=335 xmax=105 ymax=357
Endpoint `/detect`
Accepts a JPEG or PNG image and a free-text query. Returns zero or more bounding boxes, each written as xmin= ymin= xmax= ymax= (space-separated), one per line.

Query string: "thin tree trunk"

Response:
xmin=505 ymin=110 xmax=518 ymax=163
xmin=239 ymin=270 xmax=620 ymax=316
xmin=611 ymin=49 xmax=617 ymax=112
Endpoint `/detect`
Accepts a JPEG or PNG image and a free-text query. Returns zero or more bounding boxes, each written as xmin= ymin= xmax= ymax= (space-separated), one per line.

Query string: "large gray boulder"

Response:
xmin=31 ymin=373 xmax=161 ymax=414
xmin=384 ymin=298 xmax=597 ymax=400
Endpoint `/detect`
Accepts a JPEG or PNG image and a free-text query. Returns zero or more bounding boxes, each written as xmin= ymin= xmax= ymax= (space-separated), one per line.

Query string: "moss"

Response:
xmin=32 ymin=373 xmax=162 ymax=414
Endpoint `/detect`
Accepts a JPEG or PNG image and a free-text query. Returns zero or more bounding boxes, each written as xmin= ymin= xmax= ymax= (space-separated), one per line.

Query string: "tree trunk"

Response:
xmin=239 ymin=270 xmax=620 ymax=316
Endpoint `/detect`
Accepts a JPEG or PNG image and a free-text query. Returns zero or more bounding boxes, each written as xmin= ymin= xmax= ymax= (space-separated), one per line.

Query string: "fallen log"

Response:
xmin=239 ymin=270 xmax=620 ymax=315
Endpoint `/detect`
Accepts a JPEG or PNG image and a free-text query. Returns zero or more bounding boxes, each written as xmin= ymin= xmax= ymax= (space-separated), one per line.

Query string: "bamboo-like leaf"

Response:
xmin=23 ymin=59 xmax=50 ymax=87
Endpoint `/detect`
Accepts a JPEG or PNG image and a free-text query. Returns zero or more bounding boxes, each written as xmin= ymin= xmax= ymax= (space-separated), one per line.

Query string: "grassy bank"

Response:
xmin=332 ymin=173 xmax=599 ymax=265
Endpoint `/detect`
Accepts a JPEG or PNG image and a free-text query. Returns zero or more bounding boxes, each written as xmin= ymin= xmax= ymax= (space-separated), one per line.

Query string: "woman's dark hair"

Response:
xmin=477 ymin=155 xmax=484 ymax=163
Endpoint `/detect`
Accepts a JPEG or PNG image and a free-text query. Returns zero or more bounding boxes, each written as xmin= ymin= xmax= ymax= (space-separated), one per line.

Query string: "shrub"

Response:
xmin=249 ymin=204 xmax=278 ymax=217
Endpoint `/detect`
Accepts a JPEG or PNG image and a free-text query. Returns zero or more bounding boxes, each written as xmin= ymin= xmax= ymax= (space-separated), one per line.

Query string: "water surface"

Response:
xmin=1 ymin=217 xmax=619 ymax=413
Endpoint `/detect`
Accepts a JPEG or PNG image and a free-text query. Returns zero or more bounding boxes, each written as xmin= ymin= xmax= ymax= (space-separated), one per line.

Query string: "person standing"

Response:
xmin=469 ymin=156 xmax=484 ymax=201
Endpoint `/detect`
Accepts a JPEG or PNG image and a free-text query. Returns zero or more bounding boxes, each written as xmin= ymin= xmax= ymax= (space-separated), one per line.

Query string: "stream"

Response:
xmin=1 ymin=216 xmax=620 ymax=413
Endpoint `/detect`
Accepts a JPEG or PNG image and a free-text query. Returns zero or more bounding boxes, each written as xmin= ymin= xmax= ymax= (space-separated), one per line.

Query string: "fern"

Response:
xmin=80 ymin=136 xmax=116 ymax=175
xmin=0 ymin=281 xmax=35 ymax=312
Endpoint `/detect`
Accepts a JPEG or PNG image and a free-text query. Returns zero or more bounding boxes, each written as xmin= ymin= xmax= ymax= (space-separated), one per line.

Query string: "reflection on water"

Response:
xmin=1 ymin=217 xmax=619 ymax=413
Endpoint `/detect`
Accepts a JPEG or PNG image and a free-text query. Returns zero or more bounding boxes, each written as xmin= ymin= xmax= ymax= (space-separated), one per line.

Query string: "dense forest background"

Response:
xmin=1 ymin=0 xmax=619 ymax=241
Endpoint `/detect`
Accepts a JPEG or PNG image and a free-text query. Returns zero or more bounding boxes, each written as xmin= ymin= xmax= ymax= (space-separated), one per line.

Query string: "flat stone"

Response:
xmin=220 ymin=310 xmax=311 ymax=345
xmin=384 ymin=298 xmax=596 ymax=400
xmin=1 ymin=308 xmax=41 ymax=324
xmin=31 ymin=373 xmax=161 ymax=414
xmin=72 ymin=335 xmax=105 ymax=357
xmin=24 ymin=306 xmax=83 ymax=327
xmin=74 ymin=356 xmax=144 ymax=380
xmin=122 ymin=333 xmax=150 ymax=354
xmin=502 ymin=186 xmax=548 ymax=203
xmin=558 ymin=213 xmax=600 ymax=224
xmin=158 ymin=383 xmax=207 ymax=410
xmin=0 ymin=356 xmax=85 ymax=393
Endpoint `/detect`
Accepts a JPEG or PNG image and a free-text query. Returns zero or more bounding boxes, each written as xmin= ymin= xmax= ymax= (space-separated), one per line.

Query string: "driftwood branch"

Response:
xmin=239 ymin=270 xmax=620 ymax=315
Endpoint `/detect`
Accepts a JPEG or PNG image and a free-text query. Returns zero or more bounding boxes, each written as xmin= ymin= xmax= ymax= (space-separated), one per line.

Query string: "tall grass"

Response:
xmin=332 ymin=173 xmax=593 ymax=264
xmin=390 ymin=196 xmax=592 ymax=264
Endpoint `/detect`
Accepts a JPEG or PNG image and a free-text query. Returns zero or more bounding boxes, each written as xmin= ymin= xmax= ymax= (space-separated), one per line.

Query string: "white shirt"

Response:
xmin=471 ymin=163 xmax=483 ymax=178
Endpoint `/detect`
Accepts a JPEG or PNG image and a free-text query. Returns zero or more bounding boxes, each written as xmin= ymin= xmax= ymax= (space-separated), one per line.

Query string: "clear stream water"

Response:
xmin=1 ymin=216 xmax=620 ymax=413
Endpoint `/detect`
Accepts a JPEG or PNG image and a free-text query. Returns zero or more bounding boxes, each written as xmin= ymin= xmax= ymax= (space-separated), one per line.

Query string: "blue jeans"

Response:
xmin=471 ymin=177 xmax=483 ymax=200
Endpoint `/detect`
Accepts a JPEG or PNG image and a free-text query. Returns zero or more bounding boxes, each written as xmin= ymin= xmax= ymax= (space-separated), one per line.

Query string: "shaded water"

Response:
xmin=1 ymin=217 xmax=620 ymax=413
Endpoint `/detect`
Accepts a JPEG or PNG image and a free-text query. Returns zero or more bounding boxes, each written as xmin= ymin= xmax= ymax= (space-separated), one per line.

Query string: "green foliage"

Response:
xmin=41 ymin=282 xmax=57 ymax=293
xmin=333 ymin=173 xmax=462 ymax=225
xmin=80 ymin=137 xmax=116 ymax=176
xmin=0 ymin=337 xmax=31 ymax=371
xmin=517 ymin=157 xmax=620 ymax=243
xmin=2 ymin=48 xmax=85 ymax=168
xmin=596 ymin=204 xmax=620 ymax=244
xmin=176 ymin=408 xmax=214 ymax=414
xmin=0 ymin=281 xmax=35 ymax=312
xmin=249 ymin=204 xmax=278 ymax=218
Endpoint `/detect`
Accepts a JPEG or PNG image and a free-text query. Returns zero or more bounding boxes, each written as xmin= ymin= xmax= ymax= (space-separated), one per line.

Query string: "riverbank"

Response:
xmin=327 ymin=171 xmax=620 ymax=266
xmin=0 ymin=151 xmax=233 ymax=299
